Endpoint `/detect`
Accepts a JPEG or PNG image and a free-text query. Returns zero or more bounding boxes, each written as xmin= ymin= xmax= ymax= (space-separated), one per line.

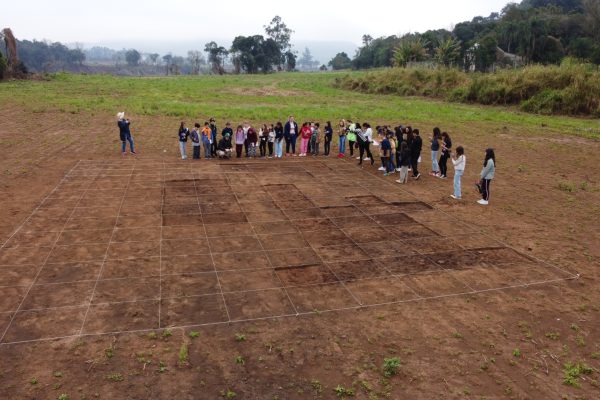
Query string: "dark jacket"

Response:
xmin=222 ymin=127 xmax=233 ymax=138
xmin=247 ymin=128 xmax=258 ymax=144
xmin=118 ymin=120 xmax=131 ymax=141
xmin=411 ymin=135 xmax=422 ymax=155
xmin=284 ymin=121 xmax=299 ymax=139
xmin=275 ymin=126 xmax=284 ymax=140
xmin=400 ymin=149 xmax=411 ymax=166
xmin=210 ymin=123 xmax=217 ymax=142
xmin=218 ymin=137 xmax=232 ymax=151
xmin=324 ymin=126 xmax=333 ymax=142
xmin=178 ymin=128 xmax=189 ymax=142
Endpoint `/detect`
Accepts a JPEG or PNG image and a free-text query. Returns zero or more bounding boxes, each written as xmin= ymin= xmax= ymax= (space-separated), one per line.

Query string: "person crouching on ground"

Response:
xmin=117 ymin=112 xmax=136 ymax=155
xmin=191 ymin=123 xmax=201 ymax=159
xmin=451 ymin=146 xmax=466 ymax=200
xmin=178 ymin=121 xmax=189 ymax=159
xmin=217 ymin=134 xmax=233 ymax=159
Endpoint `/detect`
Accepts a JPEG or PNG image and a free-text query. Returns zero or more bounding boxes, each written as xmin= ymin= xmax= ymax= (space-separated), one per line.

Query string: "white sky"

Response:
xmin=4 ymin=0 xmax=510 ymax=46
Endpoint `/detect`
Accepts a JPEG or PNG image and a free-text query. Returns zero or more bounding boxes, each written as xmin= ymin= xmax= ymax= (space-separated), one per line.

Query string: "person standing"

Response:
xmin=178 ymin=121 xmax=189 ymax=160
xmin=258 ymin=124 xmax=268 ymax=158
xmin=311 ymin=122 xmax=321 ymax=156
xmin=430 ymin=127 xmax=441 ymax=176
xmin=267 ymin=124 xmax=275 ymax=158
xmin=235 ymin=125 xmax=245 ymax=158
xmin=299 ymin=122 xmax=312 ymax=156
xmin=477 ymin=148 xmax=495 ymax=205
xmin=201 ymin=122 xmax=212 ymax=159
xmin=284 ymin=115 xmax=299 ymax=156
xmin=439 ymin=132 xmax=452 ymax=179
xmin=358 ymin=123 xmax=375 ymax=165
xmin=450 ymin=146 xmax=466 ymax=200
xmin=209 ymin=117 xmax=218 ymax=157
xmin=274 ymin=121 xmax=284 ymax=158
xmin=247 ymin=125 xmax=258 ymax=158
xmin=410 ymin=129 xmax=422 ymax=179
xmin=243 ymin=122 xmax=250 ymax=157
xmin=347 ymin=120 xmax=357 ymax=158
xmin=337 ymin=119 xmax=347 ymax=158
xmin=117 ymin=112 xmax=136 ymax=155
xmin=324 ymin=121 xmax=333 ymax=156
xmin=222 ymin=122 xmax=233 ymax=138
xmin=396 ymin=142 xmax=411 ymax=184
xmin=190 ymin=123 xmax=201 ymax=160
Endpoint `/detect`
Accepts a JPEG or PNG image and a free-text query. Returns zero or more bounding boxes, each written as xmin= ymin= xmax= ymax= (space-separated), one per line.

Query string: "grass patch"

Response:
xmin=188 ymin=331 xmax=200 ymax=338
xmin=334 ymin=385 xmax=355 ymax=397
xmin=382 ymin=357 xmax=402 ymax=377
xmin=563 ymin=362 xmax=594 ymax=387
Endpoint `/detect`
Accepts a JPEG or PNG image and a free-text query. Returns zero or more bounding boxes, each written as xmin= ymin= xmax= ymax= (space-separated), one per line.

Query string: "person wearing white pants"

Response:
xmin=450 ymin=146 xmax=466 ymax=200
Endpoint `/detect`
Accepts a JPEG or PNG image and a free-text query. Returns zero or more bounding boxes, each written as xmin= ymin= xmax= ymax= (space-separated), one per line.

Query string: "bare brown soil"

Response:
xmin=0 ymin=109 xmax=598 ymax=399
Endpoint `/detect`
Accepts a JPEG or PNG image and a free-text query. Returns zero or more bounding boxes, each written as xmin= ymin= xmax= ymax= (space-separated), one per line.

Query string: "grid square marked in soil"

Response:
xmin=0 ymin=159 xmax=577 ymax=345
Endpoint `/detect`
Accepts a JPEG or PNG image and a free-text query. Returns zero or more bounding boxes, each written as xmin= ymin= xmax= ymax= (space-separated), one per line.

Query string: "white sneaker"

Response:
xmin=356 ymin=156 xmax=361 ymax=160
xmin=450 ymin=195 xmax=461 ymax=200
xmin=395 ymin=168 xmax=401 ymax=172
xmin=363 ymin=157 xmax=370 ymax=161
xmin=477 ymin=199 xmax=489 ymax=205
xmin=395 ymin=179 xmax=403 ymax=184
xmin=378 ymin=167 xmax=385 ymax=171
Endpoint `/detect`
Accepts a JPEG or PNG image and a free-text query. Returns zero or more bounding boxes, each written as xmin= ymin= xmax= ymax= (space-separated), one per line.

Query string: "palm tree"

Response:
xmin=393 ymin=36 xmax=430 ymax=67
xmin=435 ymin=37 xmax=461 ymax=67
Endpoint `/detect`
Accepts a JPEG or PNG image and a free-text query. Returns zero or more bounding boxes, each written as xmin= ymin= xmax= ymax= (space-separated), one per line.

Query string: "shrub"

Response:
xmin=333 ymin=63 xmax=600 ymax=116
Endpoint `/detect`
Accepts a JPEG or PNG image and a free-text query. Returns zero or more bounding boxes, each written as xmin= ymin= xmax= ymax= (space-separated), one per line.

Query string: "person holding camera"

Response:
xmin=117 ymin=112 xmax=136 ymax=155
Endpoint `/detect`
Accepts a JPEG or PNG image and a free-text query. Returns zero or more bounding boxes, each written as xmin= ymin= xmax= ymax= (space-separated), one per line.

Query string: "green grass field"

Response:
xmin=1 ymin=71 xmax=598 ymax=139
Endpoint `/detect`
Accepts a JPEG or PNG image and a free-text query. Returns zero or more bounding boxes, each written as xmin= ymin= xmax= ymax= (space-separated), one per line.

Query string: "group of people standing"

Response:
xmin=116 ymin=112 xmax=495 ymax=205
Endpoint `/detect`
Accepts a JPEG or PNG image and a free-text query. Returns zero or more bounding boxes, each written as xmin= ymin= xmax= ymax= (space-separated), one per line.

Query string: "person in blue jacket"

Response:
xmin=117 ymin=112 xmax=136 ymax=155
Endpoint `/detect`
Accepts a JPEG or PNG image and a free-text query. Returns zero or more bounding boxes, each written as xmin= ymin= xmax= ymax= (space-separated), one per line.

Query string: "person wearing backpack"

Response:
xmin=190 ymin=123 xmax=201 ymax=159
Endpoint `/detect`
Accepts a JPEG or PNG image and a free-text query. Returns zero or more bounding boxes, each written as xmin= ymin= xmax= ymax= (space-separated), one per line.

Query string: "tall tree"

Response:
xmin=264 ymin=15 xmax=294 ymax=70
xmin=187 ymin=50 xmax=205 ymax=74
xmin=328 ymin=52 xmax=352 ymax=70
xmin=204 ymin=41 xmax=228 ymax=74
xmin=125 ymin=49 xmax=141 ymax=66
xmin=297 ymin=47 xmax=319 ymax=71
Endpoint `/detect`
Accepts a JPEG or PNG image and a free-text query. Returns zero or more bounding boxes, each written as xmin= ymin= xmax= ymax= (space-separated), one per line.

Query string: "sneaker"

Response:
xmin=477 ymin=199 xmax=489 ymax=205
xmin=395 ymin=179 xmax=404 ymax=184
xmin=363 ymin=157 xmax=370 ymax=161
xmin=383 ymin=172 xmax=389 ymax=176
xmin=378 ymin=166 xmax=386 ymax=171
xmin=439 ymin=175 xmax=447 ymax=179
xmin=122 ymin=152 xmax=126 ymax=156
xmin=450 ymin=194 xmax=461 ymax=200
xmin=435 ymin=172 xmax=441 ymax=177
xmin=130 ymin=151 xmax=137 ymax=155
xmin=414 ymin=173 xmax=421 ymax=180
xmin=396 ymin=168 xmax=401 ymax=172
xmin=356 ymin=156 xmax=361 ymax=160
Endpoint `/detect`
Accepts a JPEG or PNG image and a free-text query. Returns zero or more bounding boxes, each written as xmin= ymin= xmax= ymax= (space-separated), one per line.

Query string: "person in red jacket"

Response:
xmin=299 ymin=122 xmax=312 ymax=156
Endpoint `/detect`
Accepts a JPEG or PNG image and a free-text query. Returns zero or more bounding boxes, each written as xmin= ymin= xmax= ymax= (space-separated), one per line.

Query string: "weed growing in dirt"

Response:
xmin=162 ymin=329 xmax=172 ymax=338
xmin=53 ymin=371 xmax=63 ymax=378
xmin=106 ymin=373 xmax=123 ymax=382
xmin=563 ymin=362 xmax=594 ymax=387
xmin=334 ymin=385 xmax=355 ymax=397
xmin=570 ymin=324 xmax=580 ymax=331
xmin=235 ymin=355 xmax=245 ymax=365
xmin=557 ymin=181 xmax=576 ymax=193
xmin=147 ymin=332 xmax=158 ymax=340
xmin=189 ymin=331 xmax=200 ymax=338
xmin=591 ymin=352 xmax=600 ymax=359
xmin=576 ymin=336 xmax=586 ymax=347
xmin=311 ymin=379 xmax=323 ymax=394
xmin=382 ymin=357 xmax=401 ymax=377
xmin=105 ymin=346 xmax=114 ymax=359
xmin=546 ymin=332 xmax=561 ymax=340
xmin=157 ymin=361 xmax=168 ymax=373
xmin=452 ymin=332 xmax=464 ymax=339
xmin=57 ymin=395 xmax=69 ymax=400
xmin=513 ymin=348 xmax=521 ymax=357
xmin=235 ymin=333 xmax=246 ymax=342
xmin=30 ymin=378 xmax=38 ymax=385
xmin=178 ymin=343 xmax=189 ymax=365
xmin=221 ymin=389 xmax=236 ymax=398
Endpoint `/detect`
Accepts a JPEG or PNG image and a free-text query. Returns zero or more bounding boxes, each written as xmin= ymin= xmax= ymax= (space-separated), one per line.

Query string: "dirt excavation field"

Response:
xmin=0 ymin=97 xmax=599 ymax=397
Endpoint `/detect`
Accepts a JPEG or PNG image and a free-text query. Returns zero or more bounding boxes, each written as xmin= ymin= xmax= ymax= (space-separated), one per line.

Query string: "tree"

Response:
xmin=187 ymin=50 xmax=205 ymax=74
xmin=284 ymin=51 xmax=296 ymax=71
xmin=328 ymin=52 xmax=352 ymax=70
xmin=297 ymin=47 xmax=320 ymax=71
xmin=149 ymin=53 xmax=159 ymax=65
xmin=230 ymin=35 xmax=281 ymax=74
xmin=474 ymin=35 xmax=498 ymax=71
xmin=0 ymin=51 xmax=6 ymax=80
xmin=125 ymin=49 xmax=141 ymax=66
xmin=204 ymin=41 xmax=228 ymax=74
xmin=393 ymin=36 xmax=430 ymax=67
xmin=362 ymin=34 xmax=373 ymax=46
xmin=162 ymin=54 xmax=172 ymax=75
xmin=435 ymin=37 xmax=462 ymax=67
xmin=264 ymin=15 xmax=294 ymax=70
xmin=319 ymin=64 xmax=328 ymax=71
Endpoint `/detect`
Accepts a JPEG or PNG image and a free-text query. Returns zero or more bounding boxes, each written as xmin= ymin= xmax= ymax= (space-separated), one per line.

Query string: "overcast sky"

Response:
xmin=5 ymin=0 xmax=511 ymax=48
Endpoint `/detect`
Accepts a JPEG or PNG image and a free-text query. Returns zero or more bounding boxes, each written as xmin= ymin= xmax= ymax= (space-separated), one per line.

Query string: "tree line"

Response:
xmin=328 ymin=0 xmax=600 ymax=71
